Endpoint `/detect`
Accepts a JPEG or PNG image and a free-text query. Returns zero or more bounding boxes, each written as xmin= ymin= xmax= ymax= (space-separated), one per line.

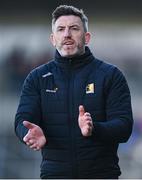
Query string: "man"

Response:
xmin=15 ymin=5 xmax=133 ymax=179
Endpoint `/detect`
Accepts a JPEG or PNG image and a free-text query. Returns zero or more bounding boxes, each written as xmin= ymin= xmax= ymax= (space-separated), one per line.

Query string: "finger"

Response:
xmin=34 ymin=147 xmax=40 ymax=151
xmin=30 ymin=144 xmax=40 ymax=151
xmin=24 ymin=138 xmax=34 ymax=145
xmin=84 ymin=115 xmax=92 ymax=121
xmin=23 ymin=135 xmax=29 ymax=142
xmin=26 ymin=142 xmax=31 ymax=146
xmin=23 ymin=131 xmax=32 ymax=142
xmin=29 ymin=139 xmax=35 ymax=144
xmin=23 ymin=121 xmax=35 ymax=130
xmin=29 ymin=143 xmax=38 ymax=149
xmin=86 ymin=126 xmax=92 ymax=136
xmin=86 ymin=120 xmax=93 ymax=126
xmin=84 ymin=112 xmax=91 ymax=117
xmin=23 ymin=132 xmax=34 ymax=142
xmin=26 ymin=140 xmax=36 ymax=147
xmin=79 ymin=105 xmax=85 ymax=116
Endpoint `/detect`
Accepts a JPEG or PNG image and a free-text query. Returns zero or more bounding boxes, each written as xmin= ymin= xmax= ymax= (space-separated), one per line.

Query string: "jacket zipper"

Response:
xmin=68 ymin=61 xmax=78 ymax=178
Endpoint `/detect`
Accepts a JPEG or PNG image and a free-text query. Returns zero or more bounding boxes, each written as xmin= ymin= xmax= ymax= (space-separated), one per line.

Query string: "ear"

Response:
xmin=50 ymin=33 xmax=56 ymax=46
xmin=85 ymin=32 xmax=91 ymax=45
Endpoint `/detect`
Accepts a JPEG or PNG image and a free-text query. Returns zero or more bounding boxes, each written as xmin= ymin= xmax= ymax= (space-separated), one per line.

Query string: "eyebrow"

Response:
xmin=56 ymin=24 xmax=80 ymax=29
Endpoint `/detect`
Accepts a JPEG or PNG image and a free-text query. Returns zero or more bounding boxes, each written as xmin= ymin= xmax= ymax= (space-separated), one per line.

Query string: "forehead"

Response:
xmin=54 ymin=15 xmax=83 ymax=27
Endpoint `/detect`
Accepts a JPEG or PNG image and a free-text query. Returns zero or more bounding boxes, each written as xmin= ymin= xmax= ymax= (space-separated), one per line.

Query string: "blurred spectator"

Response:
xmin=2 ymin=47 xmax=30 ymax=94
xmin=1 ymin=47 xmax=53 ymax=95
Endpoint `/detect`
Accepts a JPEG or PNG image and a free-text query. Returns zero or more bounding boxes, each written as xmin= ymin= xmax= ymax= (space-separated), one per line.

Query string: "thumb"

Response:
xmin=23 ymin=120 xmax=36 ymax=130
xmin=79 ymin=105 xmax=85 ymax=116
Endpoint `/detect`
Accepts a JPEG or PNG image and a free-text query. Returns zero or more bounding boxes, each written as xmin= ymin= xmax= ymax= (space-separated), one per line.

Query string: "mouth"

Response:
xmin=65 ymin=43 xmax=73 ymax=45
xmin=63 ymin=40 xmax=74 ymax=45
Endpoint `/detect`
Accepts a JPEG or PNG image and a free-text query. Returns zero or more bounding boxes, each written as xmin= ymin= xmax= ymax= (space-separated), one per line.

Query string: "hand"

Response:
xmin=23 ymin=121 xmax=46 ymax=151
xmin=78 ymin=105 xmax=94 ymax=137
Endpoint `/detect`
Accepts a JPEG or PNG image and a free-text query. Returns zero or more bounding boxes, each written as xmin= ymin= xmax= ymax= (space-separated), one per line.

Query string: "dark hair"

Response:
xmin=52 ymin=5 xmax=88 ymax=32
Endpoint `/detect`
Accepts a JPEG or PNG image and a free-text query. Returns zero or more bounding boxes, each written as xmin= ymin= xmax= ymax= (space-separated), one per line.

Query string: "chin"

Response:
xmin=62 ymin=51 xmax=76 ymax=58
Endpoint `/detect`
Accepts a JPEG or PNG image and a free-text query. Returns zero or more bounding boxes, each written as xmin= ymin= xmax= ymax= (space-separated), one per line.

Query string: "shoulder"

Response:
xmin=94 ymin=58 xmax=128 ymax=92
xmin=95 ymin=58 xmax=124 ymax=78
xmin=23 ymin=60 xmax=56 ymax=88
xmin=95 ymin=58 xmax=117 ymax=72
xmin=27 ymin=59 xmax=56 ymax=79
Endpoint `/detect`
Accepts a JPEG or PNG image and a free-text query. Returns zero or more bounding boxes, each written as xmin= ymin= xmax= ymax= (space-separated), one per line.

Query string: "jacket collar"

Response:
xmin=54 ymin=46 xmax=94 ymax=69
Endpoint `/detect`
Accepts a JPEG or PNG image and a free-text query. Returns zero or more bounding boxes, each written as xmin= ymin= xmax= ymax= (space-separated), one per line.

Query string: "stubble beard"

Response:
xmin=57 ymin=42 xmax=85 ymax=58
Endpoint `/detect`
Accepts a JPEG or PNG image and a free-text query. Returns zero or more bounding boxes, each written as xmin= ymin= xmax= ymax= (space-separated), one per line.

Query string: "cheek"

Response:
xmin=77 ymin=33 xmax=85 ymax=41
xmin=52 ymin=34 xmax=61 ymax=45
xmin=78 ymin=35 xmax=85 ymax=45
xmin=54 ymin=36 xmax=62 ymax=45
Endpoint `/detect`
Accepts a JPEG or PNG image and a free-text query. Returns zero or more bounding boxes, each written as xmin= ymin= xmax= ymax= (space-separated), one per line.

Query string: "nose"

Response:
xmin=64 ymin=28 xmax=71 ymax=37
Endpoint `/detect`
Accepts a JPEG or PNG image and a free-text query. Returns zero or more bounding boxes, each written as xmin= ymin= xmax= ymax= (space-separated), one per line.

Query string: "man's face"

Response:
xmin=50 ymin=15 xmax=90 ymax=57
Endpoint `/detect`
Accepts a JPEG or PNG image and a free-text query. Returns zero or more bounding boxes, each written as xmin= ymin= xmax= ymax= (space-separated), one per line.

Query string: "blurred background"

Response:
xmin=0 ymin=0 xmax=142 ymax=178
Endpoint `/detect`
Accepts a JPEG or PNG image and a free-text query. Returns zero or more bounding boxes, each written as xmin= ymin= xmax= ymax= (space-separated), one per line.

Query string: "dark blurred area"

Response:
xmin=0 ymin=0 xmax=142 ymax=14
xmin=0 ymin=0 xmax=142 ymax=23
xmin=0 ymin=0 xmax=142 ymax=178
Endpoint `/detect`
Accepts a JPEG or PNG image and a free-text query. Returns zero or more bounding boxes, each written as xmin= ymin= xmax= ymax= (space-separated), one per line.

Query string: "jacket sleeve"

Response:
xmin=14 ymin=70 xmax=42 ymax=142
xmin=93 ymin=67 xmax=133 ymax=143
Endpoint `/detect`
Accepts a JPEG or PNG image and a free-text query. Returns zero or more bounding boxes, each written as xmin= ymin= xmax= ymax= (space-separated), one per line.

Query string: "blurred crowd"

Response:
xmin=0 ymin=47 xmax=53 ymax=95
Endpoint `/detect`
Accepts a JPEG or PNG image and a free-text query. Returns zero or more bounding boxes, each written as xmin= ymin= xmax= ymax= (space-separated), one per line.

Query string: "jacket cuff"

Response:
xmin=16 ymin=123 xmax=28 ymax=143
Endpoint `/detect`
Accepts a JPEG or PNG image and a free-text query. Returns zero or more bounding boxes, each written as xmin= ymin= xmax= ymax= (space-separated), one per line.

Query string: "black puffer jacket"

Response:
xmin=15 ymin=47 xmax=133 ymax=179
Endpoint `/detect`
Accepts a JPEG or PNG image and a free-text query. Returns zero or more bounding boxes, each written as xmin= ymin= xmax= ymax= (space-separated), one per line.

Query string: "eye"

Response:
xmin=57 ymin=27 xmax=64 ymax=32
xmin=58 ymin=28 xmax=63 ymax=31
xmin=71 ymin=27 xmax=79 ymax=31
xmin=71 ymin=26 xmax=79 ymax=31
